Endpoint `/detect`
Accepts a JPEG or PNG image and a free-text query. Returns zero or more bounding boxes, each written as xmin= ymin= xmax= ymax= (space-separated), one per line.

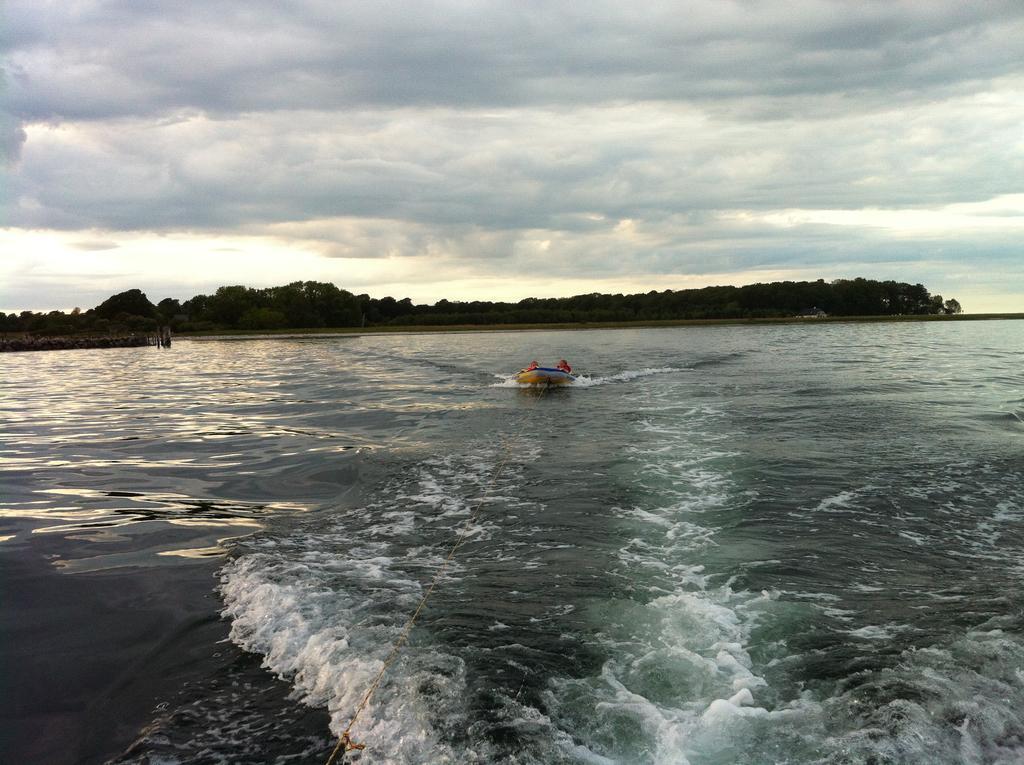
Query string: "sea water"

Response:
xmin=1 ymin=321 xmax=1022 ymax=764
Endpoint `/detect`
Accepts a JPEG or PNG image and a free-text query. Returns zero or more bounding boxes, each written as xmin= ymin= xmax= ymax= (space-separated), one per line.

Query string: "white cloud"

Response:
xmin=737 ymin=194 xmax=1024 ymax=234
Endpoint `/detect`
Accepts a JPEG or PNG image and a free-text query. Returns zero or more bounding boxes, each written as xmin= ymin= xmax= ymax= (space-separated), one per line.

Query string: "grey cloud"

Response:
xmin=4 ymin=1 xmax=1023 ymax=122
xmin=0 ymin=113 xmax=27 ymax=163
xmin=2 ymin=1 xmax=1022 ymax=311
xmin=6 ymin=90 xmax=1022 ymax=238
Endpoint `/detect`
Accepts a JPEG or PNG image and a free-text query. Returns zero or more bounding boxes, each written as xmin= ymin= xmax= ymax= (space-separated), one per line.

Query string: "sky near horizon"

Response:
xmin=2 ymin=1 xmax=1022 ymax=314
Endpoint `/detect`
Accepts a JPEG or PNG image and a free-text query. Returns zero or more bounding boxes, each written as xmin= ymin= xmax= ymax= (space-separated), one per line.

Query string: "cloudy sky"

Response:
xmin=2 ymin=1 xmax=1022 ymax=313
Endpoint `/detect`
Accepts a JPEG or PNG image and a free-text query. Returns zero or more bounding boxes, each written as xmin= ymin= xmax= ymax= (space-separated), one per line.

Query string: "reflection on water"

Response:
xmin=0 ymin=338 xmax=387 ymax=573
xmin=29 ymin=489 xmax=305 ymax=529
xmin=0 ymin=334 xmax=513 ymax=573
xmin=158 ymin=545 xmax=230 ymax=559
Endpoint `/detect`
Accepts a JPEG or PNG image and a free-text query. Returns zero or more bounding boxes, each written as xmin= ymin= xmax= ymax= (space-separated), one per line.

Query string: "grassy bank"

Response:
xmin=179 ymin=312 xmax=1024 ymax=338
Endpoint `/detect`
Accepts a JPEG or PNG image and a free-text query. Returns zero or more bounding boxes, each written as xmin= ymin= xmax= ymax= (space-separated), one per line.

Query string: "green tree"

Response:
xmin=94 ymin=289 xmax=157 ymax=319
xmin=239 ymin=307 xmax=287 ymax=330
xmin=157 ymin=298 xmax=181 ymax=321
xmin=207 ymin=286 xmax=257 ymax=325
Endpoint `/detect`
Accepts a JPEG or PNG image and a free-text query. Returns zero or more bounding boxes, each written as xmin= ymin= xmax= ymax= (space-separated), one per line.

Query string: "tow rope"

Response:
xmin=326 ymin=382 xmax=553 ymax=764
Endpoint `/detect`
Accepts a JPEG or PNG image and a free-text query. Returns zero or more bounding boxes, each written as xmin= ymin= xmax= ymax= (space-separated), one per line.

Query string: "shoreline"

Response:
xmin=180 ymin=311 xmax=1023 ymax=338
xmin=0 ymin=334 xmax=159 ymax=353
xmin=2 ymin=312 xmax=1020 ymax=349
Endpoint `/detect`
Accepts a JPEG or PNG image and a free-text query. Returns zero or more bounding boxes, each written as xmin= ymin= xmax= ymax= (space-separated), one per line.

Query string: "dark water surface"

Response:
xmin=1 ymin=322 xmax=1022 ymax=764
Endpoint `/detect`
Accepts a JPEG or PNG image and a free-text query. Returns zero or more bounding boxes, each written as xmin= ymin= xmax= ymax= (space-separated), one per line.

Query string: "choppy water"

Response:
xmin=2 ymin=322 xmax=1023 ymax=765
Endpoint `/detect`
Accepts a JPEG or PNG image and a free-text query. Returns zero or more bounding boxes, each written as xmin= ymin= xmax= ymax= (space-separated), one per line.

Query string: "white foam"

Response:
xmin=898 ymin=529 xmax=929 ymax=546
xmin=217 ymin=444 xmax=559 ymax=763
xmin=850 ymin=582 xmax=886 ymax=592
xmin=221 ymin=545 xmax=479 ymax=763
xmin=539 ymin=578 xmax=779 ymax=764
xmin=812 ymin=489 xmax=863 ymax=513
xmin=574 ymin=367 xmax=688 ymax=387
xmin=993 ymin=500 xmax=1022 ymax=522
xmin=701 ymin=694 xmax=767 ymax=724
xmin=488 ymin=366 xmax=687 ymax=388
xmin=820 ymin=629 xmax=1024 ymax=763
xmin=566 ymin=744 xmax=621 ymax=765
xmin=848 ymin=624 xmax=898 ymax=640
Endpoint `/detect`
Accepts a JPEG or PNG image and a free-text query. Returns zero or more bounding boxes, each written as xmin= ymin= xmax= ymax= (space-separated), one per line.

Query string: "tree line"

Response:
xmin=1 ymin=277 xmax=962 ymax=335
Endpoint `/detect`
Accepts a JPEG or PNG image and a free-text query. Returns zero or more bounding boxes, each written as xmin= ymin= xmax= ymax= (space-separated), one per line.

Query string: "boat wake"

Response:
xmin=490 ymin=366 xmax=688 ymax=388
xmin=215 ymin=353 xmax=1024 ymax=764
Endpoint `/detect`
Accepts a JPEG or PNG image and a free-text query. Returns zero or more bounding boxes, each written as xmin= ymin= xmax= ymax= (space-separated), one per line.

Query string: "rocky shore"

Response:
xmin=0 ymin=334 xmax=162 ymax=353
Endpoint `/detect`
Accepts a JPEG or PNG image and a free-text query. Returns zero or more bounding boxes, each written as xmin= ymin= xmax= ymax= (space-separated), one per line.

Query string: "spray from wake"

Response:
xmin=490 ymin=367 xmax=688 ymax=388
